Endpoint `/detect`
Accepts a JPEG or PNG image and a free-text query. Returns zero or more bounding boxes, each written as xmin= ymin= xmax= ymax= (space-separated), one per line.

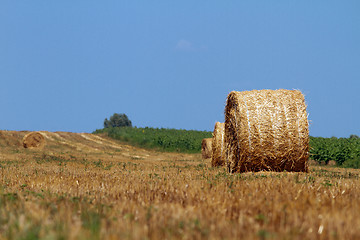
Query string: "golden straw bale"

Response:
xmin=201 ymin=138 xmax=212 ymax=159
xmin=224 ymin=89 xmax=309 ymax=173
xmin=211 ymin=122 xmax=226 ymax=167
xmin=23 ymin=132 xmax=45 ymax=149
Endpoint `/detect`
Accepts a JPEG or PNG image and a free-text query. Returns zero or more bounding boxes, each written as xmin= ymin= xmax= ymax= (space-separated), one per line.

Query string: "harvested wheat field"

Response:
xmin=0 ymin=130 xmax=360 ymax=239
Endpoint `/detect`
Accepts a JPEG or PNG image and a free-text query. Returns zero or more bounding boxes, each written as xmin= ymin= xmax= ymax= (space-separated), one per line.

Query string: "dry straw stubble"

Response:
xmin=225 ymin=89 xmax=309 ymax=173
xmin=201 ymin=138 xmax=212 ymax=159
xmin=211 ymin=122 xmax=226 ymax=167
xmin=23 ymin=131 xmax=46 ymax=149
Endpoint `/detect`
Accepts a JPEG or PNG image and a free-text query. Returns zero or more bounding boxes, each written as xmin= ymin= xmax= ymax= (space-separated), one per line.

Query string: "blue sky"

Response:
xmin=1 ymin=1 xmax=359 ymax=137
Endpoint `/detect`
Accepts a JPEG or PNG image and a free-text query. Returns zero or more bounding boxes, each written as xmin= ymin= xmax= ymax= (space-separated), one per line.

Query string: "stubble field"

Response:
xmin=0 ymin=130 xmax=359 ymax=239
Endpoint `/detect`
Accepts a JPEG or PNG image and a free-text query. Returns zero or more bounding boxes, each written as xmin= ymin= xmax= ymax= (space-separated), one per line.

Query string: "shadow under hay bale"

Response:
xmin=211 ymin=122 xmax=226 ymax=167
xmin=201 ymin=138 xmax=212 ymax=159
xmin=225 ymin=89 xmax=309 ymax=173
xmin=23 ymin=132 xmax=45 ymax=149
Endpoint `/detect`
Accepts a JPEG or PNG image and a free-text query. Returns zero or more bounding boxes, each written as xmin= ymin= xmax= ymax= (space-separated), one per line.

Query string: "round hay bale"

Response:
xmin=211 ymin=122 xmax=226 ymax=167
xmin=327 ymin=160 xmax=336 ymax=166
xmin=225 ymin=89 xmax=309 ymax=173
xmin=201 ymin=138 xmax=212 ymax=159
xmin=308 ymin=159 xmax=319 ymax=166
xmin=23 ymin=132 xmax=45 ymax=149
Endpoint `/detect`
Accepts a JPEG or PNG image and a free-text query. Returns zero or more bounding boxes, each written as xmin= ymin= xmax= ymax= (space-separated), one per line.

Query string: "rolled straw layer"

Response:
xmin=201 ymin=138 xmax=212 ymax=159
xmin=23 ymin=132 xmax=45 ymax=149
xmin=211 ymin=122 xmax=226 ymax=167
xmin=224 ymin=89 xmax=309 ymax=173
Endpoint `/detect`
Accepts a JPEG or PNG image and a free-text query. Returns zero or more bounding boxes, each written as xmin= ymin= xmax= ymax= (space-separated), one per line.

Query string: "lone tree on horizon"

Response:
xmin=104 ymin=113 xmax=132 ymax=128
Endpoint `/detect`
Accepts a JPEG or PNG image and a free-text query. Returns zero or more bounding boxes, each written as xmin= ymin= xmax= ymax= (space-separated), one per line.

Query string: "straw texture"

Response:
xmin=211 ymin=122 xmax=226 ymax=167
xmin=23 ymin=132 xmax=45 ymax=149
xmin=201 ymin=138 xmax=212 ymax=159
xmin=225 ymin=89 xmax=309 ymax=173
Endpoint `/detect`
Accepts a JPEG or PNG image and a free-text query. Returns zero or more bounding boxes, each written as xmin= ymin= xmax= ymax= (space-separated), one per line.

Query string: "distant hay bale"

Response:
xmin=328 ymin=160 xmax=336 ymax=166
xmin=225 ymin=89 xmax=309 ymax=173
xmin=211 ymin=122 xmax=226 ymax=167
xmin=23 ymin=132 xmax=45 ymax=149
xmin=201 ymin=138 xmax=212 ymax=159
xmin=308 ymin=159 xmax=318 ymax=166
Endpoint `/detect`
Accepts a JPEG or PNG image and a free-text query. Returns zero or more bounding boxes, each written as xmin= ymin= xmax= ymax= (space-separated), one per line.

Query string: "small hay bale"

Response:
xmin=308 ymin=159 xmax=319 ymax=166
xmin=328 ymin=160 xmax=336 ymax=166
xmin=211 ymin=122 xmax=226 ymax=167
xmin=201 ymin=138 xmax=212 ymax=159
xmin=225 ymin=89 xmax=309 ymax=173
xmin=23 ymin=132 xmax=45 ymax=149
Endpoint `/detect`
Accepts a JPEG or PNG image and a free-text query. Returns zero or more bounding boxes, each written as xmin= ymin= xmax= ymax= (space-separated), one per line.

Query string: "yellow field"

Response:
xmin=0 ymin=131 xmax=359 ymax=239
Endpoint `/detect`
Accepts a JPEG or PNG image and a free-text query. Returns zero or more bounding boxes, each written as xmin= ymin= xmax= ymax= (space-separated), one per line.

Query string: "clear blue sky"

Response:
xmin=1 ymin=1 xmax=359 ymax=137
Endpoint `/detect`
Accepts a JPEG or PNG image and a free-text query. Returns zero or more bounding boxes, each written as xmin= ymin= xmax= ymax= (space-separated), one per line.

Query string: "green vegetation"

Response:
xmin=309 ymin=136 xmax=360 ymax=167
xmin=93 ymin=127 xmax=212 ymax=153
xmin=94 ymin=127 xmax=360 ymax=168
